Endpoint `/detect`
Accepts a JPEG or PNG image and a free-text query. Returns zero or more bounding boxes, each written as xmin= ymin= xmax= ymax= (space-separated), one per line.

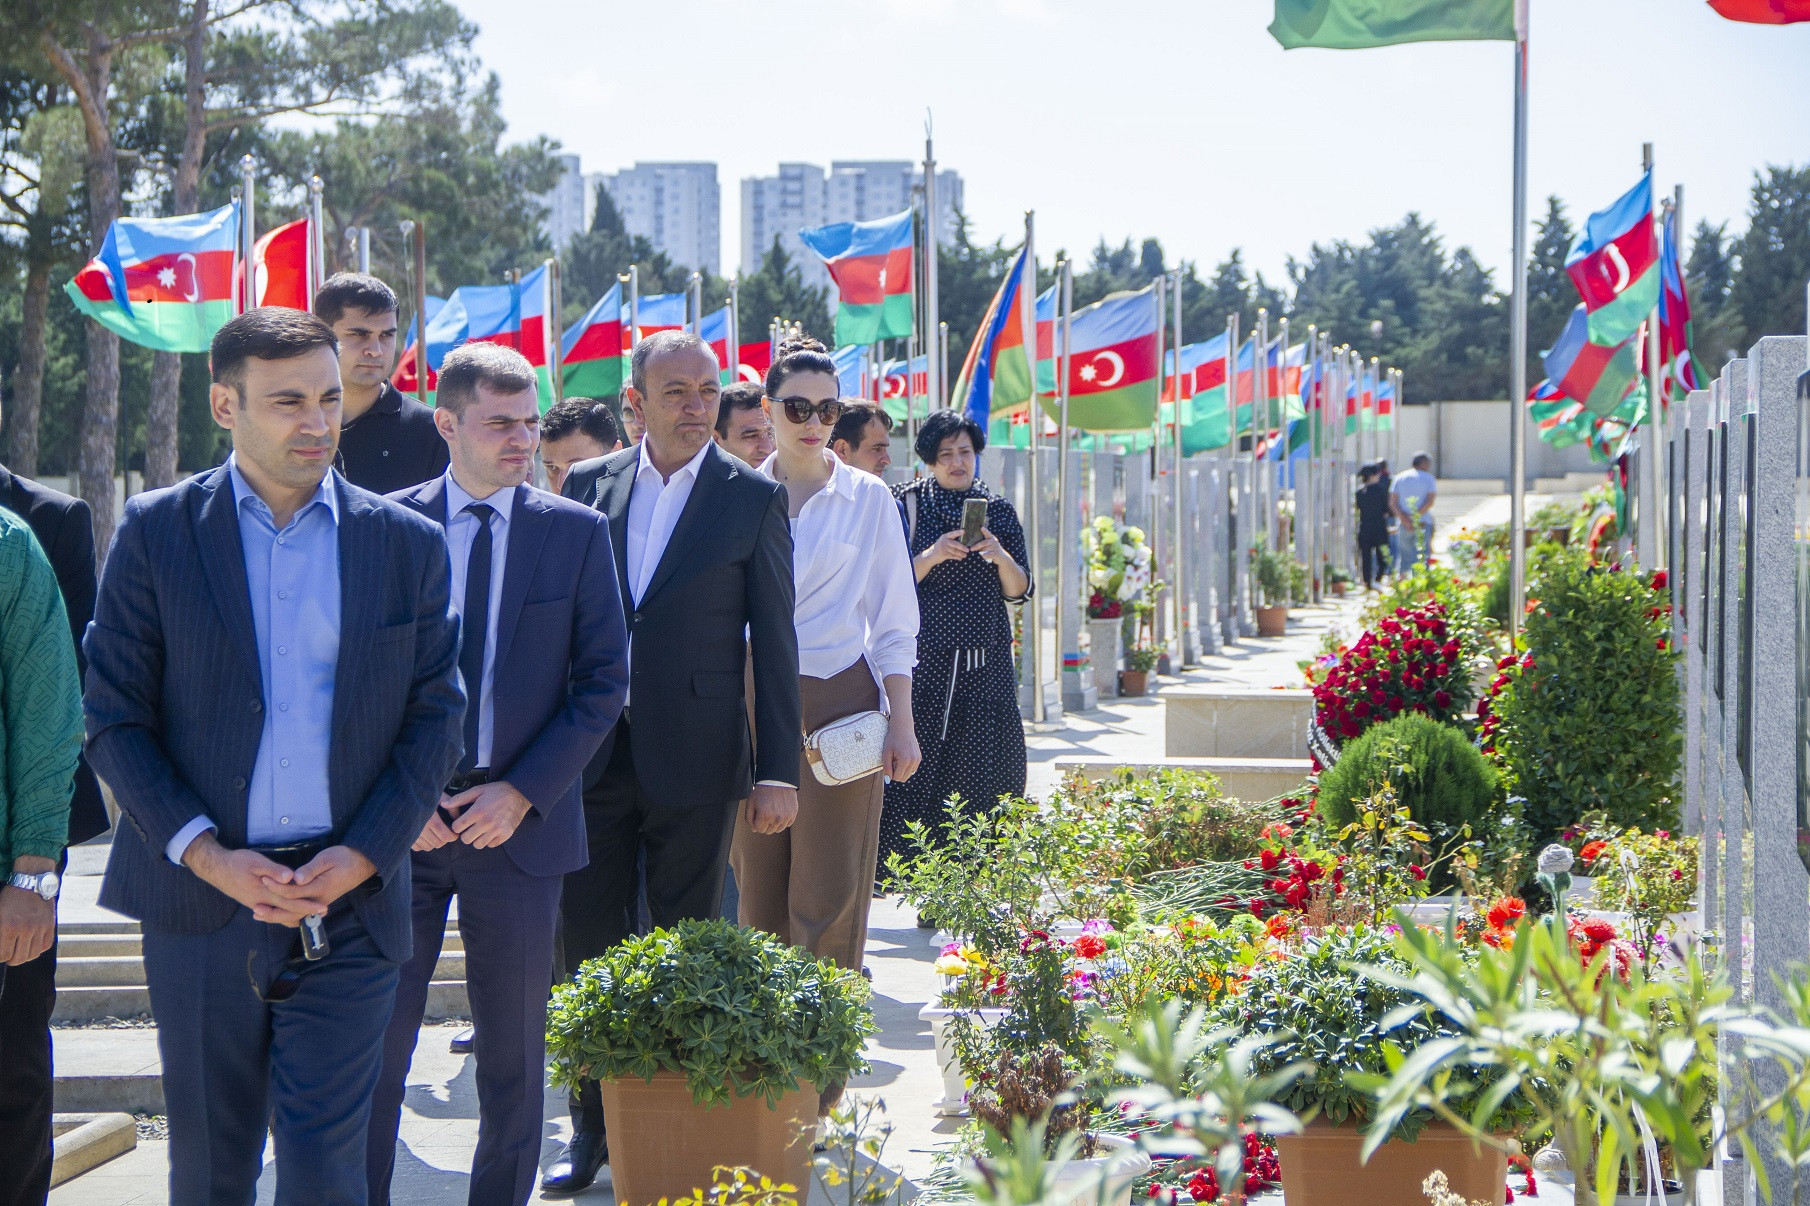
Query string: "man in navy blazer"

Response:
xmin=84 ymin=308 xmax=465 ymax=1205
xmin=367 ymin=343 xmax=627 ymax=1206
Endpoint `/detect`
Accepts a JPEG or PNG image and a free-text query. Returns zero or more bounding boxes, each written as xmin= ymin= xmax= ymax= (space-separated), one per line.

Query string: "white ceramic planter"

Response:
xmin=1395 ymin=897 xmax=1465 ymax=925
xmin=918 ymin=1003 xmax=1007 ymax=1117
xmin=1045 ymin=1133 xmax=1154 ymax=1206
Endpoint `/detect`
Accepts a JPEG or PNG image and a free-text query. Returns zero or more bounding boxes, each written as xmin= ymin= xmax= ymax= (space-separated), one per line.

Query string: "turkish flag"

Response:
xmin=737 ymin=341 xmax=771 ymax=386
xmin=252 ymin=219 xmax=311 ymax=311
xmin=1708 ymin=0 xmax=1810 ymax=21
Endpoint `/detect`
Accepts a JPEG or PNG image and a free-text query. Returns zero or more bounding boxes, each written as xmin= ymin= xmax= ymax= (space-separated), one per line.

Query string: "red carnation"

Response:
xmin=1434 ymin=689 xmax=1452 ymax=708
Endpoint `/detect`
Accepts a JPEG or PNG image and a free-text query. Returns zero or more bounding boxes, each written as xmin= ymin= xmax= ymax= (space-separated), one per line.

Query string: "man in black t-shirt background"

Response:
xmin=1354 ymin=463 xmax=1395 ymax=590
xmin=315 ymin=272 xmax=450 ymax=494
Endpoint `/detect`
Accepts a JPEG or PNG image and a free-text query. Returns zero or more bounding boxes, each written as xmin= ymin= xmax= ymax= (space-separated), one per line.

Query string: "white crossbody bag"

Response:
xmin=803 ymin=710 xmax=889 ymax=786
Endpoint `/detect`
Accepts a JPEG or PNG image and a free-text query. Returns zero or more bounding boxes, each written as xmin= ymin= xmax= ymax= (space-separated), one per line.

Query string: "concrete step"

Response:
xmin=56 ymin=949 xmax=467 ymax=988
xmin=57 ymin=929 xmax=463 ymax=961
xmin=1163 ymin=686 xmax=1314 ymax=760
xmin=1053 ymin=755 xmax=1313 ymax=804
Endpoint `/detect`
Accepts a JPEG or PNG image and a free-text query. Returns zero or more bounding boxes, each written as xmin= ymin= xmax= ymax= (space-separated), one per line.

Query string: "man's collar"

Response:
xmin=226 ymin=452 xmax=341 ymax=525
xmin=442 ymin=469 xmax=515 ymax=522
xmin=370 ymin=383 xmax=405 ymax=416
xmin=636 ymin=437 xmax=712 ymax=485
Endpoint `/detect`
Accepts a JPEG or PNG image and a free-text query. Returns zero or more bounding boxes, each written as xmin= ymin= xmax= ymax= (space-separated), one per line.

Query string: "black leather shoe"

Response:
xmin=540 ymin=1130 xmax=607 ymax=1197
xmin=448 ymin=1027 xmax=473 ymax=1054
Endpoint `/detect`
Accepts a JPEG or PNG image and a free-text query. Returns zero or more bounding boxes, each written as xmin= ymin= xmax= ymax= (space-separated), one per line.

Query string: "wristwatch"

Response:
xmin=7 ymin=870 xmax=60 ymax=901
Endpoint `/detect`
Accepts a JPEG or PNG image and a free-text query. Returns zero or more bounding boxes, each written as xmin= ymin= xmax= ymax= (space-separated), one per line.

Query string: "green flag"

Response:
xmin=1270 ymin=0 xmax=1516 ymax=49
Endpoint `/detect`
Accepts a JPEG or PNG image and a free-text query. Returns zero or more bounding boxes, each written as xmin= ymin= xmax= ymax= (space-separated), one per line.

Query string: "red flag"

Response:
xmin=251 ymin=218 xmax=312 ymax=311
xmin=1708 ymin=0 xmax=1810 ymax=20
xmin=736 ymin=341 xmax=771 ymax=386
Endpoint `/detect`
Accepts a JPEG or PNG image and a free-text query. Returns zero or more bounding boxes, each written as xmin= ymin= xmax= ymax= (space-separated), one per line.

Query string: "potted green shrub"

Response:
xmin=1120 ymin=643 xmax=1160 ymax=695
xmin=1326 ymin=564 xmax=1354 ymax=599
xmin=1210 ymin=927 xmax=1523 ymax=1206
xmin=1252 ymin=546 xmax=1292 ymax=636
xmin=545 ymin=919 xmax=875 ymax=1205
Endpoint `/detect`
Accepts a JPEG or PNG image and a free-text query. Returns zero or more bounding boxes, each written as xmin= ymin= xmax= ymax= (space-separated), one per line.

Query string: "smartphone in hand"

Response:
xmin=961 ymin=498 xmax=988 ymax=547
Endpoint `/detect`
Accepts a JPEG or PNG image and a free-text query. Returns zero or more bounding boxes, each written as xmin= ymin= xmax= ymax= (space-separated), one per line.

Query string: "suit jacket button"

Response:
xmin=234 ymin=777 xmax=247 ymax=791
xmin=250 ymin=699 xmax=262 ymax=712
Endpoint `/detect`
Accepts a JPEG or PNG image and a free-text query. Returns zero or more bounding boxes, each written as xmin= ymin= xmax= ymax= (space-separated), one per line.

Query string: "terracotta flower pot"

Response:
xmin=1118 ymin=669 xmax=1149 ymax=696
xmin=1330 ymin=581 xmax=1348 ymax=598
xmin=1275 ymin=1120 xmax=1506 ymax=1206
xmin=597 ymin=1071 xmax=818 ymax=1206
xmin=1256 ymin=604 xmax=1289 ymax=637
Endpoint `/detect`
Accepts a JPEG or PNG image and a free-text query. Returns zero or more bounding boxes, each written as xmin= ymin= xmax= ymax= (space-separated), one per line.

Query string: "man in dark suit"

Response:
xmin=539 ymin=331 xmax=802 ymax=1196
xmin=367 ymin=343 xmax=627 ymax=1206
xmin=84 ymin=308 xmax=465 ymax=1205
xmin=315 ymin=272 xmax=449 ymax=495
xmin=0 ymin=443 xmax=111 ymax=1206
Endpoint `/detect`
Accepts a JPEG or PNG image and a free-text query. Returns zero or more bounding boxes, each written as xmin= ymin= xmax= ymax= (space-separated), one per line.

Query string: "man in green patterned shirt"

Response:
xmin=0 ymin=505 xmax=83 ymax=1205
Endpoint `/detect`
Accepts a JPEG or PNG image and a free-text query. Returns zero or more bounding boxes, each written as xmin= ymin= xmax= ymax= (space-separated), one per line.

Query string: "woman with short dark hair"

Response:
xmin=881 ymin=409 xmax=1032 ymax=883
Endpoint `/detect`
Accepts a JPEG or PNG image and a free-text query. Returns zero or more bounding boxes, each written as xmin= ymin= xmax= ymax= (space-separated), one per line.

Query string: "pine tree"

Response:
xmin=1526 ymin=196 xmax=1576 ymax=387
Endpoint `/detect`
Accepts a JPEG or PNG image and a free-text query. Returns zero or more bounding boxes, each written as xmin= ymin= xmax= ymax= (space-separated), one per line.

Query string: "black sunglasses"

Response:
xmin=775 ymin=396 xmax=842 ymax=426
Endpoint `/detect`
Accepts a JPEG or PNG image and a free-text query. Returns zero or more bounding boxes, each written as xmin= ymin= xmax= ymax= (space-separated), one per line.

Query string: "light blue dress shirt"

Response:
xmin=441 ymin=471 xmax=511 ymax=769
xmin=165 ymin=456 xmax=342 ymax=863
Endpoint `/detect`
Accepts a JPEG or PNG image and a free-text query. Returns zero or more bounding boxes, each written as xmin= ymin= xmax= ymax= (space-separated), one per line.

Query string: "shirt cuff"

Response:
xmin=166 ymin=817 xmax=217 ymax=866
xmin=754 ymin=780 xmax=793 ymax=789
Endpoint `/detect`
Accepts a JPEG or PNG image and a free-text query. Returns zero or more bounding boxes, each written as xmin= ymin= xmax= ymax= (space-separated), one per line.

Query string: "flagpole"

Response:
xmin=628 ymin=265 xmax=640 ymax=350
xmin=1310 ymin=322 xmax=1324 ymax=597
xmin=1022 ymin=211 xmax=1046 ymax=725
xmin=1279 ymin=316 xmax=1292 ymax=560
xmin=939 ymin=322 xmax=950 ymax=412
xmin=356 ymin=227 xmax=370 ymax=275
xmin=1171 ymin=270 xmax=1190 ymax=664
xmin=547 ymin=257 xmax=564 ymax=407
xmin=923 ymin=119 xmax=943 ymax=410
xmin=1508 ymin=0 xmax=1531 ymax=638
xmin=308 ymin=175 xmax=325 ymax=305
xmin=1054 ymin=258 xmax=1074 ymax=704
xmin=728 ymin=276 xmax=741 ymax=383
xmin=239 ymin=155 xmax=256 ymax=312
xmin=1638 ymin=142 xmax=1663 ymax=570
xmin=1226 ymin=312 xmax=1243 ymax=628
xmin=399 ymin=218 xmax=428 ymax=405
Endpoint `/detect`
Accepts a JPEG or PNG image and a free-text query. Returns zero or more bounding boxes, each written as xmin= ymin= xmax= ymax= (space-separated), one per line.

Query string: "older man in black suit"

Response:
xmin=84 ymin=308 xmax=465 ymax=1205
xmin=540 ymin=331 xmax=802 ymax=1195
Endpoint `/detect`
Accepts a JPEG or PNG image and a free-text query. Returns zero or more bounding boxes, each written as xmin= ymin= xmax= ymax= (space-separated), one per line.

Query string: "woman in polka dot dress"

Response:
xmin=881 ymin=409 xmax=1032 ymax=883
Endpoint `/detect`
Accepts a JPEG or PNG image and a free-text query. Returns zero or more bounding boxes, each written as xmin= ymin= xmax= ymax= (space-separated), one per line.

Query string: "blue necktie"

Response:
xmin=457 ymin=502 xmax=494 ymax=773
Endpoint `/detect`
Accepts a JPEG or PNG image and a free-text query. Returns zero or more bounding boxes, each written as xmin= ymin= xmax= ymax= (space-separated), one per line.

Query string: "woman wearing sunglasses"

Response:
xmin=730 ymin=336 xmax=920 ymax=982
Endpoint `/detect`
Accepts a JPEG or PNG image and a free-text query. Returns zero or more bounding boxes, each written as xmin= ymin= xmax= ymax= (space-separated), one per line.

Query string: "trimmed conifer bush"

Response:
xmin=1316 ymin=711 xmax=1501 ymax=871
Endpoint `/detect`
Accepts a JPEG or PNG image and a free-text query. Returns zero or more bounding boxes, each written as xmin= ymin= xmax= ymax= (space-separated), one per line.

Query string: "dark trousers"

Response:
xmin=144 ymin=905 xmax=400 ymax=1206
xmin=1359 ymin=537 xmax=1391 ymax=588
xmin=367 ymin=842 xmax=562 ymax=1206
xmin=0 ymin=940 xmax=57 ymax=1206
xmin=559 ymin=717 xmax=737 ymax=1130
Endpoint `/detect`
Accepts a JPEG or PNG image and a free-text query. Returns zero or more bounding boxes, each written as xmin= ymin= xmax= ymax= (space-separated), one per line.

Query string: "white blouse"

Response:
xmin=760 ymin=452 xmax=919 ymax=682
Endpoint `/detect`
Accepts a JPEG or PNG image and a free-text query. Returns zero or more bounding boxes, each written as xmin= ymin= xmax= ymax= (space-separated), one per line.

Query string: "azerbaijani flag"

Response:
xmin=65 ymin=202 xmax=240 ymax=353
xmin=698 ymin=306 xmax=734 ymax=384
xmin=1166 ymin=333 xmax=1232 ymax=454
xmin=633 ymin=293 xmax=687 ymax=342
xmin=798 ymin=209 xmax=914 ymax=346
xmin=561 ymin=282 xmax=624 ymax=400
xmin=1034 ymin=284 xmax=1059 ymax=396
xmin=393 ymin=295 xmax=448 ymax=402
xmin=1659 ymin=206 xmax=1697 ymax=401
xmin=1373 ymin=373 xmax=1395 ymax=431
xmin=880 ymin=355 xmax=929 ymax=424
xmin=1044 ymin=286 xmax=1160 ymax=432
xmin=1270 ymin=0 xmax=1515 ymax=48
xmin=832 ymin=344 xmax=868 ymax=398
xmin=1566 ymin=172 xmax=1659 ymax=345
xmin=1344 ymin=370 xmax=1360 ymax=435
xmin=1708 ymin=0 xmax=1810 ymax=20
xmin=737 ymin=342 xmax=771 ymax=386
xmin=1541 ymin=303 xmax=1641 ymax=417
xmin=425 ymin=264 xmax=554 ymax=406
xmin=1233 ymin=338 xmax=1257 ymax=428
xmin=950 ymin=246 xmax=1034 ymax=423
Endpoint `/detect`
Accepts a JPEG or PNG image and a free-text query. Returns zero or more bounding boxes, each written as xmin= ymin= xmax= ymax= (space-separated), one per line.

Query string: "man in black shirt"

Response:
xmin=1354 ymin=463 xmax=1394 ymax=590
xmin=315 ymin=272 xmax=449 ymax=494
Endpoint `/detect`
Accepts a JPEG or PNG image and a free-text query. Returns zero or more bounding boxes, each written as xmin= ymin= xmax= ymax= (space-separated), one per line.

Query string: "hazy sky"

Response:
xmin=450 ymin=0 xmax=1809 ymax=286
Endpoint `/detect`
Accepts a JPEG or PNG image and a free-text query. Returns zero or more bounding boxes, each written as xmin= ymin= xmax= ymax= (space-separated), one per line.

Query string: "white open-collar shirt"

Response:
xmin=759 ymin=451 xmax=918 ymax=683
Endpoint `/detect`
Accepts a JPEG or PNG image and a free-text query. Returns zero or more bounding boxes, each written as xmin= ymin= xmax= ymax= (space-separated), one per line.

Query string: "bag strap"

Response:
xmin=906 ymin=489 xmax=919 ymax=549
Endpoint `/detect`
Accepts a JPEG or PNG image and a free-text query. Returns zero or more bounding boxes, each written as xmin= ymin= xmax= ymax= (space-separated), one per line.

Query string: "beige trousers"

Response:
xmin=731 ymin=658 xmax=884 ymax=971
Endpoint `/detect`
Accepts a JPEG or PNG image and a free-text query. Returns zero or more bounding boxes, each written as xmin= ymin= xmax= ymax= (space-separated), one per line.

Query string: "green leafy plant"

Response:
xmin=659 ymin=1166 xmax=801 ymax=1206
xmin=1057 ymin=769 xmax=1289 ymax=873
xmin=886 ymin=797 xmax=1059 ymax=954
xmin=814 ymin=1098 xmax=906 ymax=1206
xmin=1316 ymin=714 xmax=1515 ymax=891
xmin=1209 ymin=926 xmax=1526 ymax=1143
xmin=1125 ymin=644 xmax=1162 ymax=673
xmin=1588 ymin=827 xmax=1700 ymax=972
xmin=545 ymin=919 xmax=876 ymax=1107
xmin=1251 ymin=546 xmax=1300 ymax=608
xmin=1489 ymin=561 xmax=1681 ymax=848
